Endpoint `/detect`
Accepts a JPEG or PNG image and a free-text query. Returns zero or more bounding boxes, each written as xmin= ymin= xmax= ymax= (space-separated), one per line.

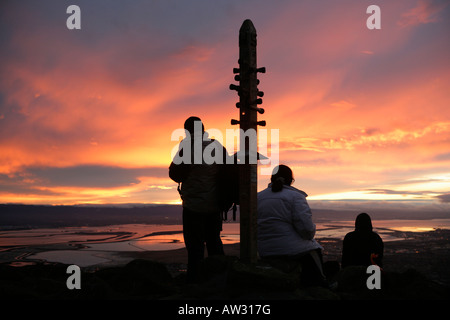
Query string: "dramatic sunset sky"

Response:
xmin=1 ymin=0 xmax=449 ymax=211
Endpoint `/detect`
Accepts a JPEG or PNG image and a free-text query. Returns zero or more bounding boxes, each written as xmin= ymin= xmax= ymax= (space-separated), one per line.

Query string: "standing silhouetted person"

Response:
xmin=169 ymin=116 xmax=227 ymax=283
xmin=342 ymin=212 xmax=384 ymax=268
xmin=257 ymin=165 xmax=325 ymax=286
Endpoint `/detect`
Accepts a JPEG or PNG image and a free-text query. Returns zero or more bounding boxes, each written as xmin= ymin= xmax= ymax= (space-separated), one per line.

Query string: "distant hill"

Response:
xmin=0 ymin=204 xmax=184 ymax=229
xmin=1 ymin=203 xmax=448 ymax=230
xmin=310 ymin=206 xmax=450 ymax=222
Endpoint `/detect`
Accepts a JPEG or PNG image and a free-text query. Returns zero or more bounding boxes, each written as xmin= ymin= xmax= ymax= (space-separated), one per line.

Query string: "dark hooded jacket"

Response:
xmin=169 ymin=130 xmax=232 ymax=214
xmin=341 ymin=213 xmax=384 ymax=268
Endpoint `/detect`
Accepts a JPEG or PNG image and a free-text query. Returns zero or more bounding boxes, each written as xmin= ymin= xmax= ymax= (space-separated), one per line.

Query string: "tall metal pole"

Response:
xmin=230 ymin=19 xmax=266 ymax=264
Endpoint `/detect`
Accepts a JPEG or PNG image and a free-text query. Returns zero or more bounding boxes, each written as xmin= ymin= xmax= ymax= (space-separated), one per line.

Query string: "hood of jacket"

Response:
xmin=355 ymin=212 xmax=373 ymax=232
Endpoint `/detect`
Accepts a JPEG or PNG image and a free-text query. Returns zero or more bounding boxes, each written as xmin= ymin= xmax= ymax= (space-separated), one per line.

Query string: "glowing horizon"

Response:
xmin=0 ymin=1 xmax=449 ymax=210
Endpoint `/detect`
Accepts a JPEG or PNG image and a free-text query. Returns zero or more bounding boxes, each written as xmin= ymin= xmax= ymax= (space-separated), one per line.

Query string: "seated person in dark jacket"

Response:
xmin=341 ymin=212 xmax=384 ymax=268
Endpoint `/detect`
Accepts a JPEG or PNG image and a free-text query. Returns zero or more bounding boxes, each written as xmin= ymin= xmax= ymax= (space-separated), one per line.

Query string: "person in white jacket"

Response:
xmin=257 ymin=165 xmax=325 ymax=286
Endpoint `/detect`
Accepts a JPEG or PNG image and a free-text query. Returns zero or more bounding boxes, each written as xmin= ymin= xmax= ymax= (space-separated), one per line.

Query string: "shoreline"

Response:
xmin=2 ymin=228 xmax=449 ymax=285
xmin=0 ymin=229 xmax=449 ymax=299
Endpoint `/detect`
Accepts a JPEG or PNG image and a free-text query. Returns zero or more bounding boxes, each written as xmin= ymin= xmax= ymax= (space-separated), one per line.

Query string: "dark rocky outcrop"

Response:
xmin=1 ymin=255 xmax=448 ymax=300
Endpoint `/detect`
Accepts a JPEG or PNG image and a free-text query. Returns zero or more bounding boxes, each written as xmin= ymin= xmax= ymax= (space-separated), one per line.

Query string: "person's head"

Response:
xmin=355 ymin=212 xmax=373 ymax=232
xmin=270 ymin=165 xmax=294 ymax=192
xmin=184 ymin=116 xmax=204 ymax=137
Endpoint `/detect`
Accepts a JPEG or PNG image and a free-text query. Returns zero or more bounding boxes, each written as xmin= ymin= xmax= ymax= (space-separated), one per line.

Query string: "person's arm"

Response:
xmin=169 ymin=147 xmax=191 ymax=183
xmin=292 ymin=194 xmax=316 ymax=240
xmin=341 ymin=234 xmax=349 ymax=268
xmin=374 ymin=233 xmax=384 ymax=267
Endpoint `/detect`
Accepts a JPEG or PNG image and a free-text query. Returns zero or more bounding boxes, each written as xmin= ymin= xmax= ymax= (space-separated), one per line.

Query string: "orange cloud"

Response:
xmin=1 ymin=0 xmax=449 ymax=206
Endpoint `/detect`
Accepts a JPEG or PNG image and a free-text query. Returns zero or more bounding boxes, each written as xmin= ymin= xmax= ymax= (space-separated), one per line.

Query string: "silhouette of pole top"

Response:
xmin=240 ymin=19 xmax=256 ymax=34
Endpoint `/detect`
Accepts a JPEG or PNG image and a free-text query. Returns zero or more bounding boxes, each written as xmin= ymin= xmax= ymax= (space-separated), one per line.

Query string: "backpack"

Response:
xmin=169 ymin=144 xmax=240 ymax=220
xmin=218 ymin=162 xmax=240 ymax=221
xmin=169 ymin=161 xmax=191 ymax=184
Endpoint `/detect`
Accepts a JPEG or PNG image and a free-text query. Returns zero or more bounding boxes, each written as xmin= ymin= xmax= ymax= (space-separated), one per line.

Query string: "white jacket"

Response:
xmin=257 ymin=185 xmax=322 ymax=257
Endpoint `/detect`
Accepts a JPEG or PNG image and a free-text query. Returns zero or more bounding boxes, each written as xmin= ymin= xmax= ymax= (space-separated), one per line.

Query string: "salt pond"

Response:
xmin=2 ymin=219 xmax=450 ymax=267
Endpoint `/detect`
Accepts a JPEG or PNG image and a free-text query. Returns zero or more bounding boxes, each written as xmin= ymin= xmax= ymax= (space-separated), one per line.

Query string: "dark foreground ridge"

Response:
xmin=1 ymin=254 xmax=449 ymax=300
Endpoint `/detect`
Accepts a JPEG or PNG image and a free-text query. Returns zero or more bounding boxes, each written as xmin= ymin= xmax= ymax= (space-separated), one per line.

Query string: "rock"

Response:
xmin=337 ymin=266 xmax=368 ymax=293
xmin=227 ymin=260 xmax=301 ymax=292
xmin=336 ymin=265 xmax=450 ymax=299
xmin=0 ymin=259 xmax=176 ymax=299
xmin=95 ymin=259 xmax=176 ymax=298
xmin=2 ymin=258 xmax=449 ymax=300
